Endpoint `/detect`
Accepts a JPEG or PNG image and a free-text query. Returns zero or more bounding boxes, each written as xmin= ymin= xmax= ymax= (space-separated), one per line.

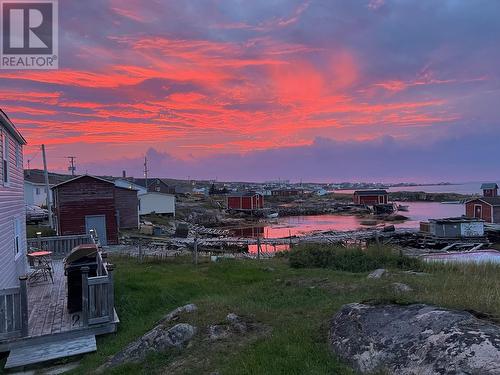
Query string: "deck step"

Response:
xmin=5 ymin=334 xmax=96 ymax=369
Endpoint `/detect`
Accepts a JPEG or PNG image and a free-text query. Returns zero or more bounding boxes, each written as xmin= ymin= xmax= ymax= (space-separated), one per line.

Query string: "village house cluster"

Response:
xmin=0 ymin=108 xmax=499 ymax=369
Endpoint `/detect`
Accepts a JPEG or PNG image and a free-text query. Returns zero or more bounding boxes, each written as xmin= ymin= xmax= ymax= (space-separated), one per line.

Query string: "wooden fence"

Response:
xmin=81 ymin=253 xmax=115 ymax=327
xmin=27 ymin=234 xmax=92 ymax=257
xmin=0 ymin=278 xmax=28 ymax=340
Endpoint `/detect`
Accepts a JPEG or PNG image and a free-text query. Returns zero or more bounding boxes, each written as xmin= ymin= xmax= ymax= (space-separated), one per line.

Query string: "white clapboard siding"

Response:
xmin=0 ymin=123 xmax=27 ymax=290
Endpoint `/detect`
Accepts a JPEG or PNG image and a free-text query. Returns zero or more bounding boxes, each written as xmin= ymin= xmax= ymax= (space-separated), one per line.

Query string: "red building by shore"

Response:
xmin=465 ymin=183 xmax=500 ymax=223
xmin=353 ymin=190 xmax=388 ymax=205
xmin=227 ymin=192 xmax=264 ymax=210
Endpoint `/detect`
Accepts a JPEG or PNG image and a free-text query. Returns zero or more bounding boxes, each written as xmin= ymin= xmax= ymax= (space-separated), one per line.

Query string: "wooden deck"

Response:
xmin=0 ymin=257 xmax=118 ymax=358
xmin=27 ymin=260 xmax=84 ymax=338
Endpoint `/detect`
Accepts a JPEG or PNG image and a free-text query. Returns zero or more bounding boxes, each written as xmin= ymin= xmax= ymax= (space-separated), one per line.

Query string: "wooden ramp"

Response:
xmin=5 ymin=335 xmax=96 ymax=369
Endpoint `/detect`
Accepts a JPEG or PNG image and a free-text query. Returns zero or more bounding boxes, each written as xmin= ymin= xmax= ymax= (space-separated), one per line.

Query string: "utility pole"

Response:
xmin=67 ymin=156 xmax=76 ymax=176
xmin=41 ymin=145 xmax=53 ymax=228
xmin=143 ymin=156 xmax=149 ymax=190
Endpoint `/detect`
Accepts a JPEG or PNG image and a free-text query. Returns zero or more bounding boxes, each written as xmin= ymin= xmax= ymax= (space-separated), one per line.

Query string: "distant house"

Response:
xmin=134 ymin=178 xmax=176 ymax=194
xmin=271 ymin=189 xmax=302 ymax=197
xmin=315 ymin=188 xmax=328 ymax=196
xmin=480 ymin=183 xmax=498 ymax=198
xmin=114 ymin=178 xmax=147 ymax=195
xmin=353 ymin=190 xmax=388 ymax=205
xmin=24 ymin=170 xmax=71 ymax=207
xmin=465 ymin=184 xmax=500 ymax=223
xmin=227 ymin=192 xmax=264 ymax=210
xmin=52 ymin=175 xmax=139 ymax=245
xmin=138 ymin=192 xmax=175 ymax=216
xmin=0 ymin=110 xmax=28 ymax=289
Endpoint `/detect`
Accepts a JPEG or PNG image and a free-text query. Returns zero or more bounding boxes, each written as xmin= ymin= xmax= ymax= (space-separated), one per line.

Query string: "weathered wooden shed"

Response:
xmin=353 ymin=190 xmax=388 ymax=205
xmin=227 ymin=192 xmax=264 ymax=210
xmin=114 ymin=186 xmax=139 ymax=229
xmin=465 ymin=197 xmax=500 ymax=224
xmin=480 ymin=183 xmax=498 ymax=198
xmin=53 ymin=175 xmax=139 ymax=245
xmin=422 ymin=217 xmax=485 ymax=239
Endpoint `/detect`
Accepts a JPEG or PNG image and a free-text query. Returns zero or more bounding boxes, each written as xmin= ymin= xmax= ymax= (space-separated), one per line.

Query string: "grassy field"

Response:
xmin=54 ymin=247 xmax=500 ymax=375
xmin=3 ymin=246 xmax=500 ymax=374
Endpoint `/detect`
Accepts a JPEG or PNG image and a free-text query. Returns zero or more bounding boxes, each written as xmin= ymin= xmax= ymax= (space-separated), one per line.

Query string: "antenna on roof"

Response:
xmin=144 ymin=156 xmax=149 ymax=189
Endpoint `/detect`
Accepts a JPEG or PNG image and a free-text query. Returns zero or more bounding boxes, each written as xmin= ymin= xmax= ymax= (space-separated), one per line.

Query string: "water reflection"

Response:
xmin=233 ymin=202 xmax=465 ymax=239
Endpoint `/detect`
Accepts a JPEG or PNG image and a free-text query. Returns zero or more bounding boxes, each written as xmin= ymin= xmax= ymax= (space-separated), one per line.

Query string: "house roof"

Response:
xmin=354 ymin=189 xmax=388 ymax=196
xmin=114 ymin=178 xmax=145 ymax=190
xmin=24 ymin=170 xmax=73 ymax=185
xmin=481 ymin=183 xmax=499 ymax=190
xmin=228 ymin=191 xmax=261 ymax=197
xmin=52 ymin=174 xmax=114 ymax=189
xmin=467 ymin=197 xmax=500 ymax=207
xmin=0 ymin=109 xmax=27 ymax=145
xmin=139 ymin=191 xmax=175 ymax=197
xmin=429 ymin=217 xmax=484 ymax=224
xmin=115 ymin=185 xmax=138 ymax=192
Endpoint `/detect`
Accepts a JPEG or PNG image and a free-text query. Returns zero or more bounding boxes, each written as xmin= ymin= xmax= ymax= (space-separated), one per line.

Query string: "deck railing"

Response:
xmin=27 ymin=234 xmax=93 ymax=257
xmin=0 ymin=277 xmax=28 ymax=340
xmin=81 ymin=252 xmax=115 ymax=327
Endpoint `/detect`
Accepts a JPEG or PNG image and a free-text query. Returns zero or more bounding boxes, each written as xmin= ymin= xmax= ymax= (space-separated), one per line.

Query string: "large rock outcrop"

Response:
xmin=329 ymin=303 xmax=500 ymax=375
xmin=97 ymin=304 xmax=197 ymax=372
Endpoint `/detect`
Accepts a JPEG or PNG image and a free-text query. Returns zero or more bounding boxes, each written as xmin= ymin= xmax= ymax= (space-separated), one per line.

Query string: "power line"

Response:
xmin=67 ymin=156 xmax=76 ymax=176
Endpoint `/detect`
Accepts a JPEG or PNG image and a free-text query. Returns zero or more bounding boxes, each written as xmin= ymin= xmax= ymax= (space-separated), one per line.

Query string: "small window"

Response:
xmin=2 ymin=132 xmax=9 ymax=185
xmin=36 ymin=187 xmax=40 ymax=195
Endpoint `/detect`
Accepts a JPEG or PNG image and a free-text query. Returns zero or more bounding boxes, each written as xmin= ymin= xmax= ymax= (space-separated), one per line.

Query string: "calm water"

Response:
xmin=242 ymin=202 xmax=465 ymax=239
xmin=337 ymin=181 xmax=500 ymax=195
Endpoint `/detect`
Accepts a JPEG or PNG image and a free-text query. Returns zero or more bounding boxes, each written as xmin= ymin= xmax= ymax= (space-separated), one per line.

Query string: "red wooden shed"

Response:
xmin=227 ymin=192 xmax=264 ymax=210
xmin=465 ymin=197 xmax=500 ymax=224
xmin=353 ymin=190 xmax=388 ymax=205
xmin=52 ymin=175 xmax=138 ymax=245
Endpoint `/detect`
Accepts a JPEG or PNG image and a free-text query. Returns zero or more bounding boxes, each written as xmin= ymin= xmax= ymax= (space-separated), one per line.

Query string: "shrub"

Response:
xmin=289 ymin=244 xmax=421 ymax=272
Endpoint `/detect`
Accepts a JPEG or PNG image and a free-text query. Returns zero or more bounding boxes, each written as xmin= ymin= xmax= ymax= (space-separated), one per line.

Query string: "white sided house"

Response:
xmin=24 ymin=180 xmax=51 ymax=206
xmin=114 ymin=178 xmax=147 ymax=195
xmin=139 ymin=192 xmax=175 ymax=216
xmin=0 ymin=110 xmax=27 ymax=289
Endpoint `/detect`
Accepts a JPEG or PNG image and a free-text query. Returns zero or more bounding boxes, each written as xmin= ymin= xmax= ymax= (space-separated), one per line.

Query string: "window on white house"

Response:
xmin=15 ymin=143 xmax=21 ymax=168
xmin=36 ymin=187 xmax=40 ymax=195
xmin=14 ymin=216 xmax=21 ymax=256
xmin=2 ymin=132 xmax=9 ymax=185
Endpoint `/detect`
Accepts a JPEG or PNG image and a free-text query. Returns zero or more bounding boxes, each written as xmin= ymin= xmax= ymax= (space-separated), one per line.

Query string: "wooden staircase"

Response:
xmin=5 ymin=334 xmax=96 ymax=369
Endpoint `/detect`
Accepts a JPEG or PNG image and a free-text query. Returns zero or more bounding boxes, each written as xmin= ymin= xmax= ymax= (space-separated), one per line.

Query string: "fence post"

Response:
xmin=81 ymin=266 xmax=89 ymax=327
xmin=257 ymin=236 xmax=261 ymax=260
xmin=19 ymin=276 xmax=29 ymax=337
xmin=106 ymin=264 xmax=115 ymax=322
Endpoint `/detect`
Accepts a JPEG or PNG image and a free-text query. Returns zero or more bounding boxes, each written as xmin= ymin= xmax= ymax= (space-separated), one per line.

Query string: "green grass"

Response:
xmin=4 ymin=251 xmax=500 ymax=374
xmin=289 ymin=244 xmax=422 ymax=272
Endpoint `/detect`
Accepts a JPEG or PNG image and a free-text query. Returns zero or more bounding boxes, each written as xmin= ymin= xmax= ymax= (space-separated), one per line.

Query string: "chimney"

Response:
xmin=122 ymin=170 xmax=126 ymax=178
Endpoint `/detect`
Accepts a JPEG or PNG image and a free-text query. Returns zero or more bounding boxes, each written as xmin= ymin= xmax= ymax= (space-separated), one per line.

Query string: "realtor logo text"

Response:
xmin=1 ymin=0 xmax=58 ymax=69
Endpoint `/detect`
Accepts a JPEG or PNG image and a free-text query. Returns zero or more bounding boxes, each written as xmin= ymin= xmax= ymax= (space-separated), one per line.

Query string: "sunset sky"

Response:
xmin=3 ymin=0 xmax=500 ymax=182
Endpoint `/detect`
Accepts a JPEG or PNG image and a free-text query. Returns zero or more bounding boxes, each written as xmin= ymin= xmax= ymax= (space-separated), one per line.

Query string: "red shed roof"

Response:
xmin=52 ymin=174 xmax=114 ymax=189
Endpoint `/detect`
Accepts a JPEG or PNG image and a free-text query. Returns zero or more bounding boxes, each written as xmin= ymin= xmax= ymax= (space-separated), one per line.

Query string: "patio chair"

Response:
xmin=27 ymin=252 xmax=54 ymax=284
